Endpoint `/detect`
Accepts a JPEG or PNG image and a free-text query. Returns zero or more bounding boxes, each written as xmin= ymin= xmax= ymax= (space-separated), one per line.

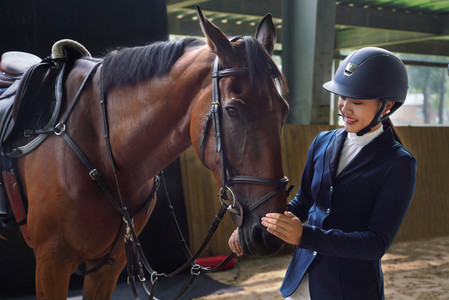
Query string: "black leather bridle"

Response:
xmin=199 ymin=56 xmax=293 ymax=227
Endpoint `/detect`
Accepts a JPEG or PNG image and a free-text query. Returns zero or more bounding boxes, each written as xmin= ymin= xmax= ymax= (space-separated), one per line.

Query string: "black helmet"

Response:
xmin=323 ymin=47 xmax=408 ymax=135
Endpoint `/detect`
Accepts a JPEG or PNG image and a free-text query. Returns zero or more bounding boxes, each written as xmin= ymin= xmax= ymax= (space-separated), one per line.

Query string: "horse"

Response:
xmin=12 ymin=7 xmax=290 ymax=299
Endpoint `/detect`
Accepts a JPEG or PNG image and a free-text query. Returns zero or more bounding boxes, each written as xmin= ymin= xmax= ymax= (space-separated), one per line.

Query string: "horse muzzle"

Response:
xmin=238 ymin=213 xmax=284 ymax=256
xmin=220 ymin=176 xmax=293 ymax=256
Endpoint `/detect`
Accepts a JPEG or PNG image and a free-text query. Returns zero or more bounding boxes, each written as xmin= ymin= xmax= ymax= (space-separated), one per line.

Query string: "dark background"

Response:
xmin=0 ymin=0 xmax=191 ymax=296
xmin=0 ymin=0 xmax=169 ymax=57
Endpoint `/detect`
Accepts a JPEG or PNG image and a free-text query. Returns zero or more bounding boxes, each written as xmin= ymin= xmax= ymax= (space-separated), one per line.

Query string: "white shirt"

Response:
xmin=336 ymin=125 xmax=384 ymax=176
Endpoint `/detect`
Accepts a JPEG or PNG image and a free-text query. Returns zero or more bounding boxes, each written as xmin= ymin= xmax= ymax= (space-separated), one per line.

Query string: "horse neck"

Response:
xmin=105 ymin=50 xmax=211 ymax=190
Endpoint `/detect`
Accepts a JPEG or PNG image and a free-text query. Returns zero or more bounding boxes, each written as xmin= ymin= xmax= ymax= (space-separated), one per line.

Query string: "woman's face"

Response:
xmin=338 ymin=97 xmax=392 ymax=133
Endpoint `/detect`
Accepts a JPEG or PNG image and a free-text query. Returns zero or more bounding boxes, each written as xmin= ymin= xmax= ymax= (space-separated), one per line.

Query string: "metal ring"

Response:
xmin=191 ymin=264 xmax=202 ymax=276
xmin=219 ymin=186 xmax=236 ymax=211
xmin=150 ymin=271 xmax=158 ymax=285
xmin=54 ymin=123 xmax=66 ymax=136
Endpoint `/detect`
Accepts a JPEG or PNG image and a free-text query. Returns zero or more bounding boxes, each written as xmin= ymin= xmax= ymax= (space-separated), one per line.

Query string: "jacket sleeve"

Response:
xmin=300 ymin=154 xmax=417 ymax=260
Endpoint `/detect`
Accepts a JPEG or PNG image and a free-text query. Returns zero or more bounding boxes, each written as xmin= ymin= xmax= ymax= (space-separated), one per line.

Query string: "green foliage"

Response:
xmin=406 ymin=65 xmax=449 ymax=123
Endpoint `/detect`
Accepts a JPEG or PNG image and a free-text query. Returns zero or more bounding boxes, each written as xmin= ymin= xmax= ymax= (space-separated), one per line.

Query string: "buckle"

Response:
xmin=191 ymin=264 xmax=202 ymax=276
xmin=89 ymin=169 xmax=99 ymax=181
xmin=54 ymin=123 xmax=66 ymax=136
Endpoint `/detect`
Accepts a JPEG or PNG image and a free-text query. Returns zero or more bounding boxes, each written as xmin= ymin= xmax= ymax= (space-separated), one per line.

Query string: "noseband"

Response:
xmin=199 ymin=56 xmax=293 ymax=227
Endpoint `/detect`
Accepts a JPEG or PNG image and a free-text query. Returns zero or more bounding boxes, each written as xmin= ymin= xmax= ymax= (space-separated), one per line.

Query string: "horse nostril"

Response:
xmin=252 ymin=223 xmax=282 ymax=248
xmin=251 ymin=225 xmax=265 ymax=245
xmin=252 ymin=224 xmax=278 ymax=246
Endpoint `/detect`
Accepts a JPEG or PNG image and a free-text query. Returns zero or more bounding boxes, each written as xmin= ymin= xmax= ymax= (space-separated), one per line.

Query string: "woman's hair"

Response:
xmin=382 ymin=117 xmax=403 ymax=145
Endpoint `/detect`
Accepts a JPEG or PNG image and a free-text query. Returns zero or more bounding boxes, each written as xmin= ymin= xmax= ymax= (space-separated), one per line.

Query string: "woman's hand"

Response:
xmin=228 ymin=228 xmax=244 ymax=256
xmin=261 ymin=211 xmax=303 ymax=245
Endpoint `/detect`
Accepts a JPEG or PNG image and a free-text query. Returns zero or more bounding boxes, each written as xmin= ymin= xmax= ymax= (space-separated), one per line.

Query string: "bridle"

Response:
xmin=199 ymin=56 xmax=293 ymax=227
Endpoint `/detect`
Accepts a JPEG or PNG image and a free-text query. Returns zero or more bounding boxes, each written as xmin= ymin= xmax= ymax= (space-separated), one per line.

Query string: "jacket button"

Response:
xmin=326 ymin=208 xmax=331 ymax=214
xmin=330 ymin=186 xmax=333 ymax=192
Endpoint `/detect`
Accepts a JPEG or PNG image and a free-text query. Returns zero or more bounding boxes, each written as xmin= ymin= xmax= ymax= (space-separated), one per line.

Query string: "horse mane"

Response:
xmin=240 ymin=36 xmax=287 ymax=94
xmin=101 ymin=37 xmax=204 ymax=92
xmin=100 ymin=35 xmax=286 ymax=94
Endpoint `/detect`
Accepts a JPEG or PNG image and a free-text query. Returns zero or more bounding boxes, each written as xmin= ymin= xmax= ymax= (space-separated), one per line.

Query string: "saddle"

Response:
xmin=0 ymin=39 xmax=91 ymax=156
xmin=0 ymin=39 xmax=91 ymax=246
xmin=0 ymin=52 xmax=41 ymax=86
xmin=0 ymin=52 xmax=42 ymax=142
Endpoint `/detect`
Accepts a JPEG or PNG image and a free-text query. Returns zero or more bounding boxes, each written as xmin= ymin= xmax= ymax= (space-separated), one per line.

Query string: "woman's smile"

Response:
xmin=343 ymin=114 xmax=357 ymax=125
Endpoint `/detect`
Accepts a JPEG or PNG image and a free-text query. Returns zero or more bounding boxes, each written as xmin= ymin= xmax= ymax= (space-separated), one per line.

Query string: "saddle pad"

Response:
xmin=51 ymin=39 xmax=91 ymax=59
xmin=0 ymin=51 xmax=41 ymax=75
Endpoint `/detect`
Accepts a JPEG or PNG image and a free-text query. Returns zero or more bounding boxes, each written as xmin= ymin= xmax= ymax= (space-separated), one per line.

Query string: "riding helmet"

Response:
xmin=323 ymin=47 xmax=408 ymax=135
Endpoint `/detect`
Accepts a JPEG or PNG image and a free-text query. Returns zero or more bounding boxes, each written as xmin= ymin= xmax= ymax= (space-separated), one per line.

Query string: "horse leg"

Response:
xmin=82 ymin=251 xmax=127 ymax=300
xmin=34 ymin=244 xmax=74 ymax=300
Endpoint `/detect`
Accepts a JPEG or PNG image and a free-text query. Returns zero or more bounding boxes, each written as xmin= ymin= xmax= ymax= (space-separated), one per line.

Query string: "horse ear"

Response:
xmin=197 ymin=5 xmax=235 ymax=65
xmin=255 ymin=14 xmax=277 ymax=56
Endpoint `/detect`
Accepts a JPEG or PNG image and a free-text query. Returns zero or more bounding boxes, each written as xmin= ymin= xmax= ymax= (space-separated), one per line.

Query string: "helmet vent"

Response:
xmin=344 ymin=62 xmax=358 ymax=76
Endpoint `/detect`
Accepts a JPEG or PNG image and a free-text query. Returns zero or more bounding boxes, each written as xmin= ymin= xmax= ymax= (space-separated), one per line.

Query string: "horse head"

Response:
xmin=191 ymin=7 xmax=291 ymax=256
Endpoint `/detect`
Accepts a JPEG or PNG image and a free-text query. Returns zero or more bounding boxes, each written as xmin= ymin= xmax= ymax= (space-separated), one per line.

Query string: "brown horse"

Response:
xmin=16 ymin=8 xmax=290 ymax=299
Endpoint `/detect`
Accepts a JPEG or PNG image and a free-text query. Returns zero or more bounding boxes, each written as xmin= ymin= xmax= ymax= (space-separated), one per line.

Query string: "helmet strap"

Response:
xmin=356 ymin=101 xmax=388 ymax=136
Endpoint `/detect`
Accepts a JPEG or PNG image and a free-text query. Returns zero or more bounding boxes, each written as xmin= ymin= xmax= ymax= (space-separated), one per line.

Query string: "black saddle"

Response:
xmin=0 ymin=39 xmax=91 ymax=157
xmin=0 ymin=52 xmax=43 ymax=151
xmin=0 ymin=58 xmax=63 ymax=157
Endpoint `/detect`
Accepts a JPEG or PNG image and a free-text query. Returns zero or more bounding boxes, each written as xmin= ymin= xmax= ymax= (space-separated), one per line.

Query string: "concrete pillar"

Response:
xmin=282 ymin=0 xmax=336 ymax=124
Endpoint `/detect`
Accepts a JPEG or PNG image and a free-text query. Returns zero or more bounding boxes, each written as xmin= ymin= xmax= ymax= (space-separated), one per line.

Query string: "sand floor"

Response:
xmin=196 ymin=235 xmax=449 ymax=299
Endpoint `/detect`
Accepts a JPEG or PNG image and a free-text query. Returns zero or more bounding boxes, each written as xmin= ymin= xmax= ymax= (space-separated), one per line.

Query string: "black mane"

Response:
xmin=100 ymin=36 xmax=285 ymax=93
xmin=101 ymin=37 xmax=204 ymax=92
xmin=240 ymin=36 xmax=286 ymax=92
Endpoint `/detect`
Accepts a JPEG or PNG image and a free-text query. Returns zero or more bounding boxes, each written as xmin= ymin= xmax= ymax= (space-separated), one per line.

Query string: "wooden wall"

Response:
xmin=395 ymin=126 xmax=449 ymax=241
xmin=179 ymin=125 xmax=449 ymax=256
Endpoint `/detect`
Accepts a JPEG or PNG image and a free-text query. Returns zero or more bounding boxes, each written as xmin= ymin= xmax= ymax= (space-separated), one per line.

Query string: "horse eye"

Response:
xmin=225 ymin=107 xmax=240 ymax=119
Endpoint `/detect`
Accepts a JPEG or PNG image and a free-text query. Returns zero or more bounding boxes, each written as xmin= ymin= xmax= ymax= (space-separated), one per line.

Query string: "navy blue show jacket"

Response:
xmin=280 ymin=126 xmax=417 ymax=299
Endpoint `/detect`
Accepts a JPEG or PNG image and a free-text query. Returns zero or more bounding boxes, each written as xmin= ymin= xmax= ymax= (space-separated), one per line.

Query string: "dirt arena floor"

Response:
xmin=197 ymin=235 xmax=449 ymax=300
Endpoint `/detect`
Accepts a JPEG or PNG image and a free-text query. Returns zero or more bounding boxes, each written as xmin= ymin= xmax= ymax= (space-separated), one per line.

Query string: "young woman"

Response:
xmin=229 ymin=47 xmax=417 ymax=299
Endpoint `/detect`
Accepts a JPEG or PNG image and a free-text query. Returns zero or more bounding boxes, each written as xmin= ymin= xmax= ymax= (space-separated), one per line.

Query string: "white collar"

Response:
xmin=347 ymin=125 xmax=383 ymax=147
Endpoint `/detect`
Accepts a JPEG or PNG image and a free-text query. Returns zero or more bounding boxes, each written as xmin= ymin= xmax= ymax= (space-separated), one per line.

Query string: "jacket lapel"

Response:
xmin=328 ymin=129 xmax=347 ymax=182
xmin=337 ymin=126 xmax=395 ymax=179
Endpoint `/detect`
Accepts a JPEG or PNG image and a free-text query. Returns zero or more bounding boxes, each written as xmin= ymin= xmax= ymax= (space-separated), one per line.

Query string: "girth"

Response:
xmin=199 ymin=56 xmax=293 ymax=227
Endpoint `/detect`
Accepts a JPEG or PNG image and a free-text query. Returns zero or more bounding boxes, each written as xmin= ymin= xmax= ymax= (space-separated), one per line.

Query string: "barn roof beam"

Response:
xmin=334 ymin=5 xmax=449 ymax=56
